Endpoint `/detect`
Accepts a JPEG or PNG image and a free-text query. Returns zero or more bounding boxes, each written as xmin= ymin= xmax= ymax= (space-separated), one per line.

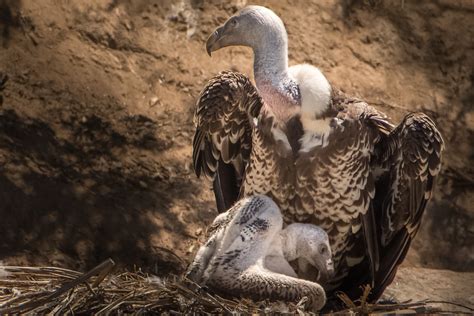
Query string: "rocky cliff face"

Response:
xmin=0 ymin=0 xmax=472 ymax=303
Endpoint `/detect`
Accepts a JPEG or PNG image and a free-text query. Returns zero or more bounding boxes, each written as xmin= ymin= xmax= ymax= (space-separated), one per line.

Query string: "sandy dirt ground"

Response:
xmin=0 ymin=0 xmax=473 ymax=308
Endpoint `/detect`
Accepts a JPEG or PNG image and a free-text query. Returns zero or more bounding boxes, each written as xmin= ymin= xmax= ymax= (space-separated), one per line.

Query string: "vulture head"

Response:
xmin=205 ymin=5 xmax=332 ymax=133
xmin=283 ymin=223 xmax=335 ymax=285
xmin=206 ymin=5 xmax=288 ymax=57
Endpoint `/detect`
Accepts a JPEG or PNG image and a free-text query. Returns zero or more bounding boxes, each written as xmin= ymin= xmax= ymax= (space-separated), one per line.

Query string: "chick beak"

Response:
xmin=315 ymin=257 xmax=335 ymax=284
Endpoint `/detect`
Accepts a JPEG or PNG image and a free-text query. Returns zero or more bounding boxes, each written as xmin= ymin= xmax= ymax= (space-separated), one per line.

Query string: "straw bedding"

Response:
xmin=0 ymin=259 xmax=472 ymax=315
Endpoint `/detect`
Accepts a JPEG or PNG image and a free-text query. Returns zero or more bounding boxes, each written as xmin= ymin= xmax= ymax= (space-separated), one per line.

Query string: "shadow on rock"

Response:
xmin=0 ymin=109 xmax=199 ymax=275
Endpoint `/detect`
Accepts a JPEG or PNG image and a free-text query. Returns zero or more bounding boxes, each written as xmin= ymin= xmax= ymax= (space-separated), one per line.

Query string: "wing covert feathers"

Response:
xmin=378 ymin=112 xmax=444 ymax=246
xmin=367 ymin=112 xmax=444 ymax=301
xmin=328 ymin=98 xmax=444 ymax=303
xmin=192 ymin=71 xmax=263 ymax=180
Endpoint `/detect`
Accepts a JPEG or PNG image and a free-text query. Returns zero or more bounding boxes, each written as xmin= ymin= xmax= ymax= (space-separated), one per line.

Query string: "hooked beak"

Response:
xmin=315 ymin=257 xmax=335 ymax=285
xmin=205 ymin=26 xmax=225 ymax=57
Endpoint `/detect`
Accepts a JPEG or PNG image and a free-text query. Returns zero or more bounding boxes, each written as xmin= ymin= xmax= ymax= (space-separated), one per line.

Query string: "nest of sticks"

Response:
xmin=0 ymin=259 xmax=472 ymax=315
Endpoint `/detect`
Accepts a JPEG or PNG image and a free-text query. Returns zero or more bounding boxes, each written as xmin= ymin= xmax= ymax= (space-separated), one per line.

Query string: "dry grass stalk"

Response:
xmin=1 ymin=259 xmax=473 ymax=314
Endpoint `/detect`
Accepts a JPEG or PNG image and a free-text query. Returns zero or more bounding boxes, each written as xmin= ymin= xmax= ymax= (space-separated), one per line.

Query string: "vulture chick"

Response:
xmin=186 ymin=195 xmax=333 ymax=311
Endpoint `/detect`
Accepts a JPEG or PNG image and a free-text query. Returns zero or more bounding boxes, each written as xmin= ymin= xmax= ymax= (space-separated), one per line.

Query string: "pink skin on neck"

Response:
xmin=257 ymin=79 xmax=300 ymax=123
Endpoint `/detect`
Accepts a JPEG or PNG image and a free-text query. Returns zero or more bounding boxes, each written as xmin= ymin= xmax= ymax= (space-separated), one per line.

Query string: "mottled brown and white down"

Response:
xmin=186 ymin=195 xmax=333 ymax=311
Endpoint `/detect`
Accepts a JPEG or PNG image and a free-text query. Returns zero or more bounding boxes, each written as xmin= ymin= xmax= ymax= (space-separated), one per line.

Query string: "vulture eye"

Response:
xmin=229 ymin=18 xmax=238 ymax=28
xmin=319 ymin=244 xmax=328 ymax=255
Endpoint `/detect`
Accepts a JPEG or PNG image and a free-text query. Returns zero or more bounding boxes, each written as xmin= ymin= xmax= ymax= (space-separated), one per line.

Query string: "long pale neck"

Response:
xmin=254 ymin=49 xmax=288 ymax=87
xmin=252 ymin=27 xmax=290 ymax=88
xmin=251 ymin=23 xmax=301 ymax=126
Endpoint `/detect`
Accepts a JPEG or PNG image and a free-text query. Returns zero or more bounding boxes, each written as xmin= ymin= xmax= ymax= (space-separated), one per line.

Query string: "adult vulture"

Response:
xmin=192 ymin=5 xmax=444 ymax=304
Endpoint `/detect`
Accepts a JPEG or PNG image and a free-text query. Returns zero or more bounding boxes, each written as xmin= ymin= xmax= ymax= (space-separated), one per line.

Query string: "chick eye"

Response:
xmin=319 ymin=244 xmax=328 ymax=255
xmin=229 ymin=19 xmax=238 ymax=27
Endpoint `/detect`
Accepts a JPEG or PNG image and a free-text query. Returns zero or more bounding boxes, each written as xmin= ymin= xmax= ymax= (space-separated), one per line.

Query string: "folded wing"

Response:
xmin=341 ymin=112 xmax=445 ymax=302
xmin=193 ymin=71 xmax=263 ymax=211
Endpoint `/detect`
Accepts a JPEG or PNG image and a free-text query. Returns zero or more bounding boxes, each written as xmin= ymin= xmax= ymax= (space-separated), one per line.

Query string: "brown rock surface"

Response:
xmin=385 ymin=267 xmax=474 ymax=313
xmin=0 ymin=0 xmax=472 ymax=306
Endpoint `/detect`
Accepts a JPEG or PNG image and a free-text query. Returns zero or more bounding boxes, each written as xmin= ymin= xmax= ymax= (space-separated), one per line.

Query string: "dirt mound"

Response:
xmin=0 ymin=0 xmax=473 ymax=286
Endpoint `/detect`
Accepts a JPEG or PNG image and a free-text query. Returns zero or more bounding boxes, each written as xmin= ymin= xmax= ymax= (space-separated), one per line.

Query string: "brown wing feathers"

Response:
xmin=332 ymin=106 xmax=444 ymax=303
xmin=193 ymin=71 xmax=263 ymax=210
xmin=379 ymin=113 xmax=444 ymax=246
xmin=368 ymin=112 xmax=444 ymax=301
